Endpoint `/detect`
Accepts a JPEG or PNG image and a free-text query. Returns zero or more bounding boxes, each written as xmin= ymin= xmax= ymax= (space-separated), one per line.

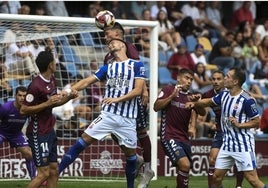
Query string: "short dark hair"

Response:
xmin=230 ymin=68 xmax=246 ymax=87
xmin=15 ymin=86 xmax=27 ymax=94
xmin=104 ymin=22 xmax=124 ymax=35
xmin=179 ymin=68 xmax=194 ymax=77
xmin=36 ymin=48 xmax=54 ymax=73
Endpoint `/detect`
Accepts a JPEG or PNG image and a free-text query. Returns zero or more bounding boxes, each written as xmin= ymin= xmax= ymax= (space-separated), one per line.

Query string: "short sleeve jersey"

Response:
xmin=212 ymin=90 xmax=259 ymax=152
xmin=158 ymin=85 xmax=193 ymax=143
xmin=94 ymin=59 xmax=145 ymax=118
xmin=24 ymin=75 xmax=57 ymax=136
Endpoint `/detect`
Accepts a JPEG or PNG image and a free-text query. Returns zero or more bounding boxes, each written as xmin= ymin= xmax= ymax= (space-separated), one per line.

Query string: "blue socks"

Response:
xmin=125 ymin=154 xmax=137 ymax=188
xmin=58 ymin=138 xmax=88 ymax=174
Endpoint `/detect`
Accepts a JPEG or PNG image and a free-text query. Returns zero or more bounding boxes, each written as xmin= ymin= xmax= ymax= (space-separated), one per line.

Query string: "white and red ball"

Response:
xmin=95 ymin=10 xmax=115 ymax=29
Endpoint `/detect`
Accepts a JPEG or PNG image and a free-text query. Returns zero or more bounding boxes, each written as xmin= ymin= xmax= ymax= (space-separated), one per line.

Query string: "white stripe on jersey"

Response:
xmin=102 ymin=59 xmax=144 ymax=118
xmin=218 ymin=90 xmax=258 ymax=152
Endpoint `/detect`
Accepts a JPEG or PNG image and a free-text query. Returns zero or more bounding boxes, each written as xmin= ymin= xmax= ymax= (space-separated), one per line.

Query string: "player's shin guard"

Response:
xmin=208 ymin=166 xmax=215 ymax=188
xmin=58 ymin=138 xmax=88 ymax=174
xmin=26 ymin=159 xmax=36 ymax=180
xmin=125 ymin=154 xmax=137 ymax=188
xmin=177 ymin=170 xmax=189 ymax=188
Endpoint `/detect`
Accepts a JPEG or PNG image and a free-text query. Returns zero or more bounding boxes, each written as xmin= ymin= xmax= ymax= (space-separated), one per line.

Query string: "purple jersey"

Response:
xmin=0 ymin=101 xmax=27 ymax=136
xmin=103 ymin=42 xmax=140 ymax=65
xmin=158 ymin=85 xmax=193 ymax=143
xmin=24 ymin=75 xmax=57 ymax=136
xmin=202 ymin=89 xmax=222 ymax=133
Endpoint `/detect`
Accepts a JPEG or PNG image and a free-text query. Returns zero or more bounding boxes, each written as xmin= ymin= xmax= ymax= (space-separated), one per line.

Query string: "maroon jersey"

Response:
xmin=158 ymin=85 xmax=193 ymax=143
xmin=202 ymin=89 xmax=222 ymax=133
xmin=25 ymin=75 xmax=57 ymax=136
xmin=103 ymin=42 xmax=139 ymax=65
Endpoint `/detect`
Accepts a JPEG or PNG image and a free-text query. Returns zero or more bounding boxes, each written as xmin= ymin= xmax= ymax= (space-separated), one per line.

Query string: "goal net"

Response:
xmin=0 ymin=14 xmax=158 ymax=181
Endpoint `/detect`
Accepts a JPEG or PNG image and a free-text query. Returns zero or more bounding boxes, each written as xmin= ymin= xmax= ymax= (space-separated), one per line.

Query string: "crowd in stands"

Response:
xmin=1 ymin=1 xmax=268 ymax=138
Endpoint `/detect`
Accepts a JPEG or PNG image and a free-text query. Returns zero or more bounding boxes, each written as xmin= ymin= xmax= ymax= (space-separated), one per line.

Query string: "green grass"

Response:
xmin=0 ymin=176 xmax=268 ymax=188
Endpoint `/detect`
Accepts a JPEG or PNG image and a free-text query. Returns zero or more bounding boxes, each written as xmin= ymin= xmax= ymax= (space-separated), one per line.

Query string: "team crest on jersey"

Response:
xmin=251 ymin=103 xmax=258 ymax=113
xmin=26 ymin=94 xmax=34 ymax=102
xmin=234 ymin=103 xmax=239 ymax=110
xmin=140 ymin=66 xmax=145 ymax=76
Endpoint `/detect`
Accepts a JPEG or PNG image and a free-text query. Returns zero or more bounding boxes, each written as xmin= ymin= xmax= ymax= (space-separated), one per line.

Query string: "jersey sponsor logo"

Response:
xmin=26 ymin=94 xmax=34 ymax=103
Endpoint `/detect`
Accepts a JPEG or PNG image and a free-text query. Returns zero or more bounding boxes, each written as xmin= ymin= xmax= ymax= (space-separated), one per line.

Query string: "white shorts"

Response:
xmin=215 ymin=149 xmax=257 ymax=171
xmin=84 ymin=111 xmax=137 ymax=149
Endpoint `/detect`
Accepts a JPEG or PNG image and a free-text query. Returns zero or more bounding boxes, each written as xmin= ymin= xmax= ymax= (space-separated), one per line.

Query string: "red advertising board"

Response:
xmin=1 ymin=139 xmax=267 ymax=178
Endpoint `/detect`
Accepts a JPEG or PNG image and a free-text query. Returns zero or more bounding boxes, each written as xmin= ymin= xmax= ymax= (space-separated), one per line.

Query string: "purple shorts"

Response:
xmin=0 ymin=132 xmax=29 ymax=148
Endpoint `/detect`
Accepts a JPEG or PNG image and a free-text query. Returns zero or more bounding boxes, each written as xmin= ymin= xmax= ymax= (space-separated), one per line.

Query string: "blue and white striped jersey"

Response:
xmin=94 ymin=59 xmax=145 ymax=118
xmin=212 ymin=90 xmax=259 ymax=152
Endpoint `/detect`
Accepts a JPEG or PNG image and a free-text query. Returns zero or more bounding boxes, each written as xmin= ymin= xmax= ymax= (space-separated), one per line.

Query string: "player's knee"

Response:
xmin=177 ymin=158 xmax=190 ymax=171
xmin=213 ymin=173 xmax=223 ymax=183
xmin=208 ymin=156 xmax=216 ymax=166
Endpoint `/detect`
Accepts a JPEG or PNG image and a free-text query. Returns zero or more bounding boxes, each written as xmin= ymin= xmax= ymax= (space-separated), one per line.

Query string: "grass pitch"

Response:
xmin=0 ymin=176 xmax=267 ymax=188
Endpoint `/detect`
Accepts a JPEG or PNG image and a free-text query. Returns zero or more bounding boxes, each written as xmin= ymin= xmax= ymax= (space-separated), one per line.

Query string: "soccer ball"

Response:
xmin=95 ymin=10 xmax=115 ymax=30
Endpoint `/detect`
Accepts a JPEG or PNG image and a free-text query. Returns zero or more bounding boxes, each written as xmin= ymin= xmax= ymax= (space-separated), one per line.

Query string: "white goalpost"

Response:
xmin=0 ymin=14 xmax=158 ymax=181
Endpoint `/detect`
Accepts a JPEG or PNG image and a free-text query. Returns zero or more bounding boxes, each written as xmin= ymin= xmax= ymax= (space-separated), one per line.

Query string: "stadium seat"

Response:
xmin=61 ymin=45 xmax=88 ymax=66
xmin=198 ymin=37 xmax=212 ymax=52
xmin=159 ymin=50 xmax=168 ymax=66
xmin=158 ymin=66 xmax=177 ymax=85
xmin=64 ymin=61 xmax=79 ymax=78
xmin=80 ymin=32 xmax=104 ymax=48
xmin=185 ymin=35 xmax=197 ymax=52
xmin=53 ymin=35 xmax=69 ymax=46
xmin=210 ymin=37 xmax=218 ymax=46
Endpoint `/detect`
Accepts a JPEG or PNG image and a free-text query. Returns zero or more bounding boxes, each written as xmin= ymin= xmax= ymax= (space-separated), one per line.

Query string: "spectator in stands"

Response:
xmin=131 ymin=2 xmax=148 ymax=20
xmin=180 ymin=2 xmax=209 ymax=37
xmin=86 ymin=2 xmax=103 ymax=17
xmin=107 ymin=1 xmax=126 ymax=19
xmin=196 ymin=1 xmax=221 ymax=39
xmin=4 ymin=40 xmax=37 ymax=76
xmin=135 ymin=28 xmax=150 ymax=58
xmin=0 ymin=1 xmax=21 ymax=14
xmin=45 ymin=1 xmax=69 ymax=17
xmin=254 ymin=18 xmax=268 ymax=46
xmin=0 ymin=55 xmax=13 ymax=103
xmin=260 ymin=108 xmax=268 ymax=134
xmin=208 ymin=31 xmax=236 ymax=74
xmin=28 ymin=39 xmax=45 ymax=60
xmin=233 ymin=1 xmax=257 ymax=20
xmin=229 ymin=1 xmax=255 ymax=30
xmin=257 ymin=35 xmax=268 ymax=78
xmin=34 ymin=2 xmax=47 ymax=15
xmin=206 ymin=2 xmax=227 ymax=37
xmin=191 ymin=62 xmax=212 ymax=93
xmin=167 ymin=43 xmax=195 ymax=80
xmin=150 ymin=1 xmax=167 ymax=20
xmin=19 ymin=4 xmax=30 ymax=15
xmin=238 ymin=20 xmax=254 ymax=40
xmin=56 ymin=115 xmax=80 ymax=138
xmin=241 ymin=37 xmax=259 ymax=72
xmin=190 ymin=44 xmax=207 ymax=66
xmin=157 ymin=10 xmax=181 ymax=53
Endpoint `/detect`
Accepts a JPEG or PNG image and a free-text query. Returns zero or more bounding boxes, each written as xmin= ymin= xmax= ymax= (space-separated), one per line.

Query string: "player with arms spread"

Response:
xmin=0 ymin=86 xmax=36 ymax=181
xmin=58 ymin=38 xmax=146 ymax=188
xmin=20 ymin=49 xmax=77 ymax=188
